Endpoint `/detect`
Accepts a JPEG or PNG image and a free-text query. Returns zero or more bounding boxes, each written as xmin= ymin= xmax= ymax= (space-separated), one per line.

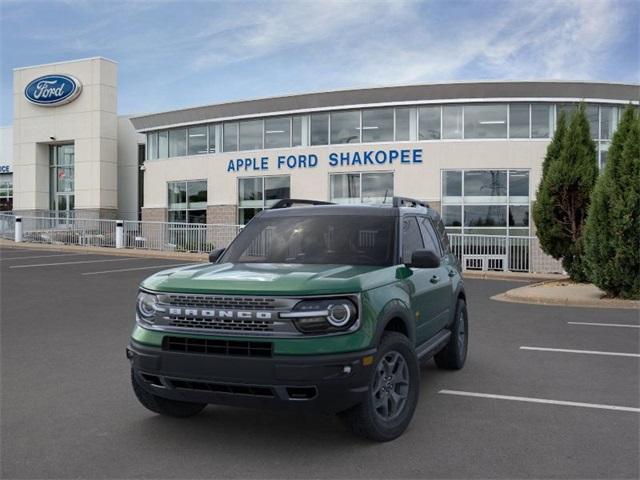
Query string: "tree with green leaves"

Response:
xmin=584 ymin=106 xmax=640 ymax=298
xmin=533 ymin=104 xmax=598 ymax=281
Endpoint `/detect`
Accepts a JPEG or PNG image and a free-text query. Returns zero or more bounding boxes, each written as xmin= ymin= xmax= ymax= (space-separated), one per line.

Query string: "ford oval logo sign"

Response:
xmin=24 ymin=74 xmax=82 ymax=106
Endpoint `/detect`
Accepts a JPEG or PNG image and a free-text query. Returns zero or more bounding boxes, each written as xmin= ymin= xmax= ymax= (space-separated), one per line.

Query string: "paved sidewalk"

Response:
xmin=0 ymin=238 xmax=208 ymax=261
xmin=493 ymin=280 xmax=640 ymax=309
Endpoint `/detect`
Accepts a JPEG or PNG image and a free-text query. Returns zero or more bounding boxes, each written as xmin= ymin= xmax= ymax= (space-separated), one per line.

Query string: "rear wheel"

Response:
xmin=434 ymin=299 xmax=468 ymax=370
xmin=131 ymin=370 xmax=206 ymax=418
xmin=340 ymin=332 xmax=419 ymax=442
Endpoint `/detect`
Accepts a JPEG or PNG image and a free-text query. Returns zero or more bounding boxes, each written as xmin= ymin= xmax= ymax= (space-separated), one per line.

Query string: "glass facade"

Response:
xmin=464 ymin=104 xmax=507 ymax=139
xmin=0 ymin=173 xmax=12 ymax=211
xmin=362 ymin=108 xmax=394 ymax=143
xmin=168 ymin=180 xmax=207 ymax=223
xmin=330 ymin=172 xmax=393 ymax=204
xmin=441 ymin=169 xmax=530 ymax=236
xmin=238 ymin=176 xmax=290 ymax=224
xmin=49 ymin=144 xmax=75 ymax=218
xmin=143 ymin=103 xmax=624 ymax=167
xmin=330 ymin=110 xmax=360 ymax=144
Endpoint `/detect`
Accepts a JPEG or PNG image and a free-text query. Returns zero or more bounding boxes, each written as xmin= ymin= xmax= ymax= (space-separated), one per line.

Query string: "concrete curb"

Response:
xmin=462 ymin=271 xmax=567 ymax=282
xmin=492 ymin=280 xmax=640 ymax=310
xmin=0 ymin=239 xmax=208 ymax=262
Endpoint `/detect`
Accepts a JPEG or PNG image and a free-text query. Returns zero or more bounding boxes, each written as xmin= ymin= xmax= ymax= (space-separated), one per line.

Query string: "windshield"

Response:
xmin=221 ymin=215 xmax=397 ymax=266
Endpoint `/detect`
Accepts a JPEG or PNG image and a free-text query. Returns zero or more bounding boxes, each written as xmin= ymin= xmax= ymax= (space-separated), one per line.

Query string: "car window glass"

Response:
xmin=402 ymin=217 xmax=424 ymax=264
xmin=419 ymin=217 xmax=442 ymax=256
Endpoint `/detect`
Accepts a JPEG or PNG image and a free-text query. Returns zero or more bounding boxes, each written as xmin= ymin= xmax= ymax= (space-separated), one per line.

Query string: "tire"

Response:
xmin=131 ymin=370 xmax=206 ymax=418
xmin=340 ymin=332 xmax=420 ymax=442
xmin=434 ymin=298 xmax=468 ymax=370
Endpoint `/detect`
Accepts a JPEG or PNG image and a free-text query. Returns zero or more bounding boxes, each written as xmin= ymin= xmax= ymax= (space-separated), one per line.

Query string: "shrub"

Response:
xmin=584 ymin=106 xmax=640 ymax=298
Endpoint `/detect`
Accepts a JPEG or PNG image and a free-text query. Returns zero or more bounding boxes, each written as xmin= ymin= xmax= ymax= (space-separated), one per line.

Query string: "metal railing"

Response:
xmin=122 ymin=221 xmax=242 ymax=252
xmin=20 ymin=216 xmax=118 ymax=247
xmin=448 ymin=234 xmax=564 ymax=274
xmin=0 ymin=213 xmax=15 ymax=240
xmin=1 ymin=213 xmax=565 ymax=273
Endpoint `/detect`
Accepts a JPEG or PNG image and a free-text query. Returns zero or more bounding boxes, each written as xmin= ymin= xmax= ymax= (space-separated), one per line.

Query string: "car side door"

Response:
xmin=400 ymin=216 xmax=442 ymax=345
xmin=418 ymin=216 xmax=453 ymax=333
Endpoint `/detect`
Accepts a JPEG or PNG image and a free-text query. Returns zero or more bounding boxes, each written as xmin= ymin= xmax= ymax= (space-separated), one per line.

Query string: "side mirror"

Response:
xmin=408 ymin=249 xmax=440 ymax=269
xmin=208 ymin=248 xmax=225 ymax=263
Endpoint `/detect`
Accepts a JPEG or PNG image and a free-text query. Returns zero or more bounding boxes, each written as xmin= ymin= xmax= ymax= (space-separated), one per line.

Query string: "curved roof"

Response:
xmin=131 ymin=81 xmax=639 ymax=131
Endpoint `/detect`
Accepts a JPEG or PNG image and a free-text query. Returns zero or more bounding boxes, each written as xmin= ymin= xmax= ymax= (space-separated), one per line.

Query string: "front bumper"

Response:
xmin=128 ymin=340 xmax=376 ymax=414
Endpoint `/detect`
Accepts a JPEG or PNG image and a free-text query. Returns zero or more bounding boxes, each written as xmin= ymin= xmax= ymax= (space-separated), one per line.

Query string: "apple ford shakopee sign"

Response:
xmin=24 ymin=74 xmax=82 ymax=106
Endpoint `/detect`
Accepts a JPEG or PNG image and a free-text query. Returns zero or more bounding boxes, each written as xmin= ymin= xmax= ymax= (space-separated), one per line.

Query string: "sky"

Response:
xmin=0 ymin=0 xmax=638 ymax=126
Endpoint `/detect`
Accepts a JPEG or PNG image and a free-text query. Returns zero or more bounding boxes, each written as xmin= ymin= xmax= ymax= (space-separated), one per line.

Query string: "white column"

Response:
xmin=116 ymin=220 xmax=124 ymax=248
xmin=14 ymin=216 xmax=23 ymax=243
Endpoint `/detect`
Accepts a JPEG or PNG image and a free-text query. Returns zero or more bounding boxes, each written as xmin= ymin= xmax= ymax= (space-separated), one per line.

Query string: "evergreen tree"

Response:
xmin=533 ymin=104 xmax=598 ymax=281
xmin=584 ymin=106 xmax=640 ymax=298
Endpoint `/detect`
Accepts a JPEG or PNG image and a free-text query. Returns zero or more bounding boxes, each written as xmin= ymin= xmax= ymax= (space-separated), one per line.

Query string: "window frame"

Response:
xmin=329 ymin=171 xmax=394 ymax=204
xmin=237 ymin=175 xmax=291 ymax=224
xmin=167 ymin=179 xmax=208 ymax=224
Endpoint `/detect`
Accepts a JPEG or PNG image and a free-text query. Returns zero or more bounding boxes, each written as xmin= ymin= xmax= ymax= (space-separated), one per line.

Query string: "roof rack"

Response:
xmin=270 ymin=199 xmax=335 ymax=209
xmin=392 ymin=196 xmax=430 ymax=209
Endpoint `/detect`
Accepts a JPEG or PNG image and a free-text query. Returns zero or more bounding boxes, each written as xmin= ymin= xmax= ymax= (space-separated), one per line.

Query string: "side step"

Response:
xmin=416 ymin=329 xmax=451 ymax=361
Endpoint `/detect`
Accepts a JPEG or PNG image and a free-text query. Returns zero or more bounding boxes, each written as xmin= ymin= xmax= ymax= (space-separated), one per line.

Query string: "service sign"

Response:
xmin=24 ymin=74 xmax=82 ymax=106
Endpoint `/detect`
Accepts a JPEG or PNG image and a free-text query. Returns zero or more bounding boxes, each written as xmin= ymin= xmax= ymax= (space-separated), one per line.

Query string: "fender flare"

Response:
xmin=371 ymin=299 xmax=416 ymax=347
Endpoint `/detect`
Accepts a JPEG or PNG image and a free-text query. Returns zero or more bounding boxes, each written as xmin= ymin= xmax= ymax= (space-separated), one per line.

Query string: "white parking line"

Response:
xmin=82 ymin=263 xmax=197 ymax=275
xmin=438 ymin=390 xmax=640 ymax=413
xmin=520 ymin=346 xmax=640 ymax=358
xmin=568 ymin=322 xmax=640 ymax=329
xmin=10 ymin=258 xmax=136 ymax=269
xmin=1 ymin=253 xmax=88 ymax=261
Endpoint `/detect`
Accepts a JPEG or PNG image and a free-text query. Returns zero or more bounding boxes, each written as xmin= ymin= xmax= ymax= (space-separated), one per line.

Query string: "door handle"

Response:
xmin=448 ymin=269 xmax=457 ymax=277
xmin=430 ymin=275 xmax=440 ymax=284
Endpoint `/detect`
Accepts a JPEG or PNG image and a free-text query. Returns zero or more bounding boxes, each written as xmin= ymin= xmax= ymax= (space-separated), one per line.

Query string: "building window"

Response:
xmin=362 ymin=108 xmax=394 ymax=143
xmin=238 ymin=176 xmax=290 ymax=224
xmin=223 ymin=122 xmax=239 ymax=152
xmin=169 ymin=128 xmax=187 ymax=157
xmin=442 ymin=105 xmax=463 ymax=139
xmin=292 ymin=116 xmax=303 ymax=147
xmin=168 ymin=180 xmax=207 ymax=223
xmin=264 ymin=117 xmax=291 ymax=149
xmin=585 ymin=104 xmax=599 ymax=140
xmin=600 ymin=106 xmax=619 ymax=140
xmin=330 ymin=172 xmax=393 ymax=204
xmin=208 ymin=124 xmax=217 ymax=153
xmin=0 ymin=173 xmax=12 ymax=211
xmin=158 ymin=131 xmax=168 ymax=159
xmin=531 ymin=104 xmax=552 ymax=138
xmin=187 ymin=126 xmax=208 ymax=155
xmin=330 ymin=110 xmax=360 ymax=144
xmin=310 ymin=113 xmax=329 ymax=145
xmin=509 ymin=104 xmax=530 ymax=139
xmin=395 ymin=107 xmax=411 ymax=141
xmin=441 ymin=169 xmax=529 ymax=236
xmin=464 ymin=104 xmax=507 ymax=139
xmin=239 ymin=120 xmax=263 ymax=150
xmin=147 ymin=132 xmax=158 ymax=160
xmin=419 ymin=106 xmax=441 ymax=140
xmin=49 ymin=144 xmax=75 ymax=218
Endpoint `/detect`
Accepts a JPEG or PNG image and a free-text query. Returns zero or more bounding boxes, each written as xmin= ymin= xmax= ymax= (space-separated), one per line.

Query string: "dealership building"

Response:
xmin=5 ymin=57 xmax=639 ymax=240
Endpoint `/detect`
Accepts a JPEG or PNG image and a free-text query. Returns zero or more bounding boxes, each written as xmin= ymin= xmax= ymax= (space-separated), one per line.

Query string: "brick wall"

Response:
xmin=141 ymin=208 xmax=167 ymax=223
xmin=207 ymin=205 xmax=237 ymax=225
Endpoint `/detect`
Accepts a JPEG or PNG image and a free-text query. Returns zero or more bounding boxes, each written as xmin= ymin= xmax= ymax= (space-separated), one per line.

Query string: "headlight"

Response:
xmin=281 ymin=298 xmax=358 ymax=334
xmin=136 ymin=291 xmax=158 ymax=324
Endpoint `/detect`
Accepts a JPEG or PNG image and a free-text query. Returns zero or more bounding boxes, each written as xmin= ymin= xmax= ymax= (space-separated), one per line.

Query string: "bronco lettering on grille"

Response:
xmin=167 ymin=308 xmax=274 ymax=320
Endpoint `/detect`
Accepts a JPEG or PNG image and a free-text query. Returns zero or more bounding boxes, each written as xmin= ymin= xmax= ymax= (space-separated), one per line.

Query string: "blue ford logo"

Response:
xmin=24 ymin=74 xmax=82 ymax=106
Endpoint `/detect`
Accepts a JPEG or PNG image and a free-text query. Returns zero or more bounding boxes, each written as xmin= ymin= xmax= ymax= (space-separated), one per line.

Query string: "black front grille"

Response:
xmin=167 ymin=378 xmax=274 ymax=397
xmin=162 ymin=336 xmax=273 ymax=357
xmin=164 ymin=295 xmax=278 ymax=310
xmin=168 ymin=316 xmax=274 ymax=332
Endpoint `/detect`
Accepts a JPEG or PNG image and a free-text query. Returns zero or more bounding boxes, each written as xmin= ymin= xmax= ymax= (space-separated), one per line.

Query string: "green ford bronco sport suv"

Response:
xmin=127 ymin=197 xmax=468 ymax=441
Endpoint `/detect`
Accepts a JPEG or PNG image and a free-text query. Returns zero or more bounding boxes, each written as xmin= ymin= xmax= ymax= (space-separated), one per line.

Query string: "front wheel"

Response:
xmin=340 ymin=332 xmax=420 ymax=442
xmin=131 ymin=370 xmax=206 ymax=418
xmin=434 ymin=298 xmax=468 ymax=370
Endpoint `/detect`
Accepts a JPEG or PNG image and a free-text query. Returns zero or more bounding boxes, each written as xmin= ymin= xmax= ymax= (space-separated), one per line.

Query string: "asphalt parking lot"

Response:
xmin=1 ymin=245 xmax=638 ymax=479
